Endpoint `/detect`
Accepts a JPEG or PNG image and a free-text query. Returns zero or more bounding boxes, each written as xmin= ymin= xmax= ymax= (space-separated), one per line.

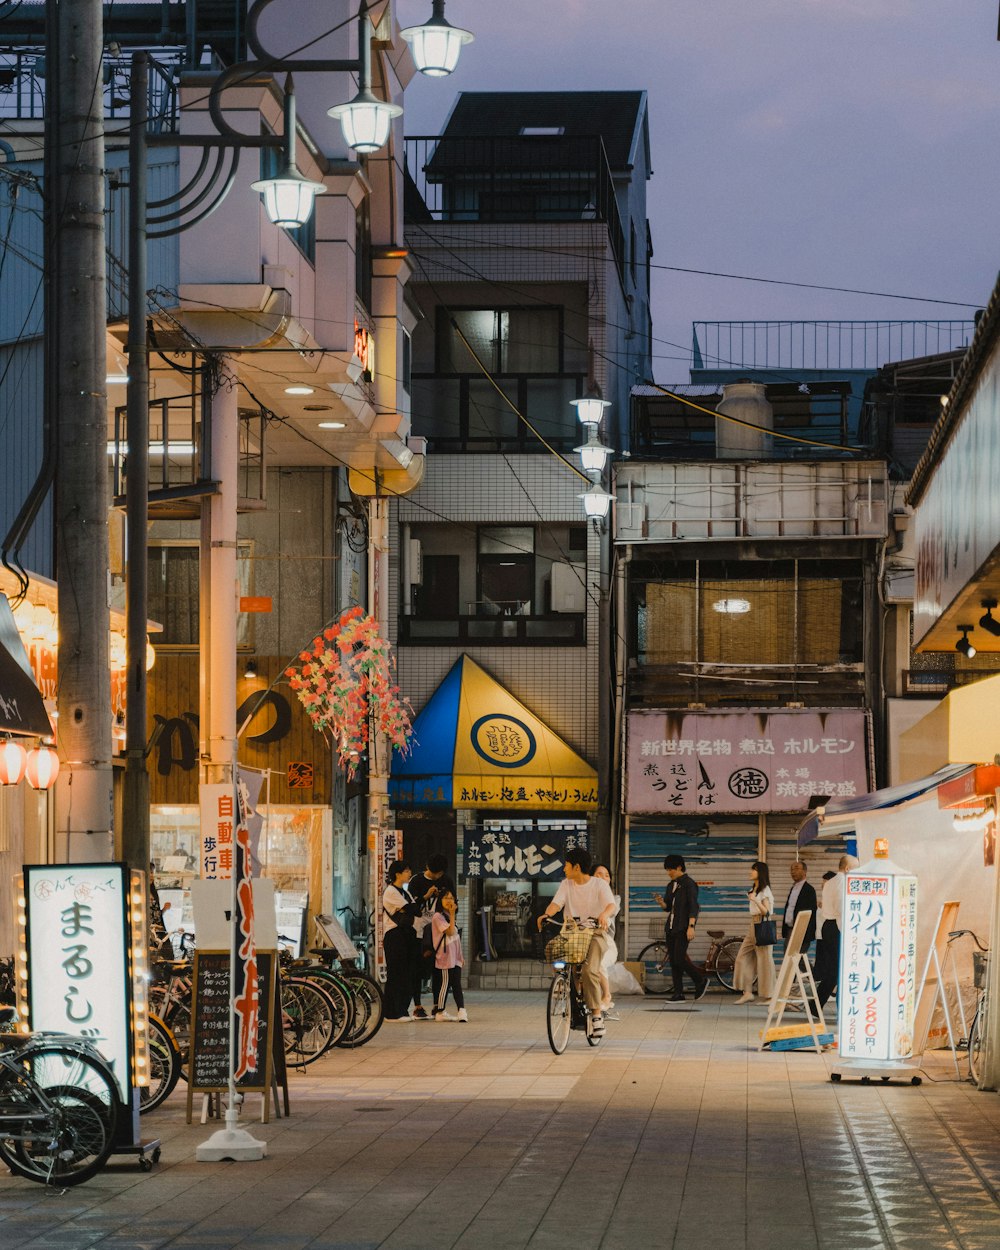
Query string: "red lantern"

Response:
xmin=0 ymin=739 xmax=27 ymax=786
xmin=25 ymin=745 xmax=59 ymax=791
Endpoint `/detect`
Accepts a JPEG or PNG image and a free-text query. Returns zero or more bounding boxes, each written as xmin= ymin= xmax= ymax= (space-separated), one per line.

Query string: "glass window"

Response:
xmin=440 ymin=308 xmax=560 ymax=374
xmin=148 ymin=542 xmax=253 ymax=647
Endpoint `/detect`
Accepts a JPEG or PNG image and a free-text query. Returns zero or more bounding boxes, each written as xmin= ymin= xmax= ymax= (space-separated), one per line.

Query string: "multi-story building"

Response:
xmin=389 ymin=92 xmax=652 ymax=976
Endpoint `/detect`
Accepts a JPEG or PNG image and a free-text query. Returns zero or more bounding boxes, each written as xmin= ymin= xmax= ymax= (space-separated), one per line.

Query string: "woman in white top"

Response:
xmin=734 ymin=860 xmax=776 ymax=1005
xmin=382 ymin=860 xmax=422 ymax=1020
xmin=593 ymin=864 xmax=621 ymax=1012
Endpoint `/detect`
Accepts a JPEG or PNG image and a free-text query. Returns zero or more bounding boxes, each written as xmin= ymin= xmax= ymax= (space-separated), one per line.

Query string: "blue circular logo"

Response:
xmin=470 ymin=714 xmax=537 ymax=768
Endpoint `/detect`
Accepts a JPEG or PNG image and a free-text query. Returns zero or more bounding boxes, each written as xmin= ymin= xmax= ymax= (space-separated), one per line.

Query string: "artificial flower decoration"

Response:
xmin=285 ymin=606 xmax=412 ymax=778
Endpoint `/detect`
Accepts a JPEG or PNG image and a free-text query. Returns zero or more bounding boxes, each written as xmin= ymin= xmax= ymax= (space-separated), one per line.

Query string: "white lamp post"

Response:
xmin=402 ymin=0 xmax=474 ymax=77
xmin=251 ymin=77 xmax=326 ymax=227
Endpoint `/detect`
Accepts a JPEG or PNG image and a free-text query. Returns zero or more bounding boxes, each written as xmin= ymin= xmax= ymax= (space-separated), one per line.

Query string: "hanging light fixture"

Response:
xmin=579 ymin=481 xmax=613 ymax=521
xmin=571 ymin=396 xmax=611 ymax=428
xmin=25 ymin=743 xmax=59 ymax=791
xmin=252 ymin=76 xmax=326 ymax=228
xmin=956 ymin=626 xmax=977 ymax=658
xmin=402 ymin=0 xmax=474 ymax=77
xmin=574 ymin=430 xmax=613 ymax=477
xmin=0 ymin=739 xmax=27 ymax=786
xmin=329 ymin=2 xmax=402 ymax=154
xmin=980 ymin=600 xmax=1000 ymax=637
xmin=145 ymin=638 xmax=156 ymax=672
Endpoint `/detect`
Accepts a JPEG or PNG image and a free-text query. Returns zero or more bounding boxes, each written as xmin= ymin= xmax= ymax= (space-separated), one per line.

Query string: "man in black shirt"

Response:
xmin=653 ymin=854 xmax=708 ymax=1002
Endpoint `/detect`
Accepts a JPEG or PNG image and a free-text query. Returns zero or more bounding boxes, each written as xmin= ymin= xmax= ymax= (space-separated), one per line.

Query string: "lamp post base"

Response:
xmin=196 ymin=1108 xmax=267 ymax=1162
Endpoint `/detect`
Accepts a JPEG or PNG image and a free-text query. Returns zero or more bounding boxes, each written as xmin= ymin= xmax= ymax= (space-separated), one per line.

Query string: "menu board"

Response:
xmin=187 ymin=950 xmax=275 ymax=1095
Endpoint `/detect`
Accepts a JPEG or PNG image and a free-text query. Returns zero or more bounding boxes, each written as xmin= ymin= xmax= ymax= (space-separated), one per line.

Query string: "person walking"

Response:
xmin=381 ymin=860 xmax=423 ymax=1021
xmin=652 ymin=854 xmax=708 ymax=1003
xmin=734 ymin=860 xmax=776 ymax=1006
xmin=430 ymin=887 xmax=468 ymax=1022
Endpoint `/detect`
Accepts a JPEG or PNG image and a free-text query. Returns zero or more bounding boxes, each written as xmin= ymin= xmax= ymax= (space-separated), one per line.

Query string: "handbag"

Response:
xmin=753 ymin=916 xmax=777 ymax=947
xmin=545 ymin=918 xmax=596 ymax=964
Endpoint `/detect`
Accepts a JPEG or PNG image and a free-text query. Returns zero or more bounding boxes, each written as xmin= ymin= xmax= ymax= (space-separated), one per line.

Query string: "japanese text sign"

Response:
xmin=626 ymin=709 xmax=870 ymax=814
xmin=200 ymin=783 xmax=235 ymax=879
xmin=23 ymin=864 xmax=132 ymax=1099
xmin=373 ymin=828 xmax=402 ymax=980
xmin=838 ymin=862 xmax=918 ymax=1062
xmin=463 ymin=825 xmax=589 ymax=881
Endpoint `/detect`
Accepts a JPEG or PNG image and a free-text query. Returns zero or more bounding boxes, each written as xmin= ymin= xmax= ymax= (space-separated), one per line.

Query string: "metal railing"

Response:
xmin=404 ymin=134 xmax=626 ymax=283
xmin=692 ymin=320 xmax=975 ymax=374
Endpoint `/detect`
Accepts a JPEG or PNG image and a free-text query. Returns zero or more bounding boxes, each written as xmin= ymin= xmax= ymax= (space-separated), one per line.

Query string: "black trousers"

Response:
xmin=432 ymin=965 xmax=465 ymax=1011
xmin=383 ymin=927 xmax=418 ymax=1018
xmin=814 ymin=919 xmax=840 ymax=1008
xmin=666 ymin=930 xmax=704 ymax=996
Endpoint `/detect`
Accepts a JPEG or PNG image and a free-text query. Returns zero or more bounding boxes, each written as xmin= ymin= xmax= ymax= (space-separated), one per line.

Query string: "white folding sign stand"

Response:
xmin=758 ymin=910 xmax=828 ymax=1054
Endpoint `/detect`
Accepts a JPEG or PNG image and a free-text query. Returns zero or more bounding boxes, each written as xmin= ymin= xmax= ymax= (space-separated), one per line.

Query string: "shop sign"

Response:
xmin=838 ymin=862 xmax=918 ymax=1062
xmin=200 ymin=783 xmax=235 ymax=879
xmin=625 ymin=709 xmax=870 ymax=815
xmin=22 ymin=864 xmax=133 ymax=1099
xmin=464 ymin=825 xmax=589 ymax=881
xmin=373 ymin=828 xmax=403 ymax=980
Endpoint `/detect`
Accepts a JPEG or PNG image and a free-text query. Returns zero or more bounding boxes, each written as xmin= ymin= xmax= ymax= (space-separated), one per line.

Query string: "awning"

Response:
xmin=0 ymin=594 xmax=51 ymax=736
xmin=796 ymin=764 xmax=974 ymax=846
xmin=389 ymin=654 xmax=598 ymax=812
xmin=898 ymin=674 xmax=1000 ymax=780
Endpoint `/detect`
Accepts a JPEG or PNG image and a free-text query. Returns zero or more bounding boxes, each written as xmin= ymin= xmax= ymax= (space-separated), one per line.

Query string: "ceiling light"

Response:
xmin=105 ymin=372 xmax=129 ymax=385
xmin=284 ymin=385 xmax=314 ymax=395
xmin=244 ymin=658 xmax=258 ymax=680
xmin=303 ymin=404 xmax=333 ymax=412
xmin=956 ymin=626 xmax=977 ymax=658
xmin=318 ymin=421 xmax=346 ymax=430
xmin=713 ymin=598 xmax=752 ymax=615
xmin=980 ymin=600 xmax=1000 ymax=637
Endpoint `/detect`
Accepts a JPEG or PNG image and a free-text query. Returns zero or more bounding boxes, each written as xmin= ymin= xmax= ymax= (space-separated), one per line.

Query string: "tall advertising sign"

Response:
xmin=372 ymin=827 xmax=402 ymax=982
xmin=838 ymin=844 xmax=918 ymax=1065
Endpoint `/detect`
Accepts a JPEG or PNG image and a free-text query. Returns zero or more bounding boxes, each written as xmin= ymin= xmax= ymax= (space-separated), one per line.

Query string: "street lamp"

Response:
xmin=252 ymin=77 xmax=326 ymax=227
xmin=402 ymin=0 xmax=474 ymax=77
xmin=579 ymin=481 xmax=614 ymax=523
xmin=571 ymin=396 xmax=611 ymax=429
xmin=574 ymin=430 xmax=613 ymax=478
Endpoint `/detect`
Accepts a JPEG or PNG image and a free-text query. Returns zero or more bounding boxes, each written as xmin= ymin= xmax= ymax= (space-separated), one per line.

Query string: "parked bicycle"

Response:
xmin=949 ymin=929 xmax=989 ymax=1083
xmin=336 ymin=905 xmax=376 ymax=972
xmin=0 ymin=1033 xmax=119 ymax=1185
xmin=139 ymin=1015 xmax=183 ymax=1115
xmin=637 ymin=928 xmax=744 ymax=995
xmin=542 ymin=918 xmax=605 ymax=1054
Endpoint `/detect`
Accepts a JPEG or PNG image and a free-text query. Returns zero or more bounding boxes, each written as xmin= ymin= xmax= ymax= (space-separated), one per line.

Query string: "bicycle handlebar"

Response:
xmin=948 ymin=929 xmax=989 ymax=951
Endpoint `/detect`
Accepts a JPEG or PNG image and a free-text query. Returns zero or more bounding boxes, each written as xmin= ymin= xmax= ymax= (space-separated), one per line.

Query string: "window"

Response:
xmin=148 ymin=541 xmax=253 ymax=647
xmin=355 ymin=201 xmax=372 ymax=312
xmin=438 ymin=307 xmax=562 ymax=374
xmin=401 ymin=329 xmax=412 ymax=395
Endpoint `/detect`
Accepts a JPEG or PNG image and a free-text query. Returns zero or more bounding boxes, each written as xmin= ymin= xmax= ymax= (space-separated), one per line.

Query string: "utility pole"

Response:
xmin=54 ymin=0 xmax=113 ymax=861
xmin=121 ymin=52 xmax=151 ymax=872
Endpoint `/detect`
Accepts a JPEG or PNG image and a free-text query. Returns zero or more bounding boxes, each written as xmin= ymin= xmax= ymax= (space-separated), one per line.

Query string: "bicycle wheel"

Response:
xmin=337 ymin=968 xmax=385 ymax=1048
xmin=281 ymin=977 xmax=340 ymax=1066
xmin=970 ymin=1002 xmax=986 ymax=1084
xmin=547 ymin=973 xmax=572 ymax=1054
xmin=637 ymin=941 xmax=672 ymax=995
xmin=140 ymin=1015 xmax=182 ymax=1114
xmin=715 ymin=938 xmax=744 ymax=993
xmin=162 ymin=997 xmax=192 ymax=1081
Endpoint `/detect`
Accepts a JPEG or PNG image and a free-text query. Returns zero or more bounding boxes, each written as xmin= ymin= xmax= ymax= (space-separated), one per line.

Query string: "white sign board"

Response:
xmin=190 ymin=877 xmax=278 ymax=950
xmin=25 ymin=864 xmax=131 ymax=1099
xmin=838 ymin=858 xmax=918 ymax=1062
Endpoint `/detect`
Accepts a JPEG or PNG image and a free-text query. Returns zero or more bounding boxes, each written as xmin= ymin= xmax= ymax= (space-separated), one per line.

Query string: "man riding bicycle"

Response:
xmin=536 ymin=849 xmax=617 ymax=1036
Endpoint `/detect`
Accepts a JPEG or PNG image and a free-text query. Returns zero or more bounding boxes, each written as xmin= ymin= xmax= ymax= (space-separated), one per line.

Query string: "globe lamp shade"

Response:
xmin=25 ymin=745 xmax=59 ymax=791
xmin=402 ymin=10 xmax=474 ymax=77
xmin=329 ymin=90 xmax=402 ymax=155
xmin=574 ymin=434 xmax=612 ymax=476
xmin=0 ymin=739 xmax=27 ymax=786
xmin=579 ymin=482 xmax=613 ymax=520
xmin=571 ymin=396 xmax=611 ymax=427
xmin=251 ymin=165 xmax=326 ymax=228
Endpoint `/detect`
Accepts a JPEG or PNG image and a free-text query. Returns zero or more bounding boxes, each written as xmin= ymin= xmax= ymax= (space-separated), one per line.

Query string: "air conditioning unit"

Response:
xmin=408 ymin=538 xmax=423 ymax=586
xmin=550 ymin=562 xmax=585 ymax=613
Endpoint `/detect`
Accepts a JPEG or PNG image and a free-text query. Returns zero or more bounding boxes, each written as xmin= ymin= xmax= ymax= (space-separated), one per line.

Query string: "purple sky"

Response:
xmin=400 ymin=0 xmax=1000 ymax=383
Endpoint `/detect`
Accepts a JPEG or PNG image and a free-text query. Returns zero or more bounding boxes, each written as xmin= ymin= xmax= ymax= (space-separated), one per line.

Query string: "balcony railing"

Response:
xmin=410 ymin=372 xmax=586 ymax=453
xmin=404 ymin=134 xmax=625 ymax=284
xmin=399 ymin=613 xmax=585 ymax=647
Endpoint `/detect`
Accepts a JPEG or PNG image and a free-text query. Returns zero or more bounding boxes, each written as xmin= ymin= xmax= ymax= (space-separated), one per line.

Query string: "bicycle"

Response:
xmin=337 ymin=905 xmax=376 ymax=972
xmin=542 ymin=919 xmax=605 ymax=1054
xmin=949 ymin=929 xmax=989 ymax=1083
xmin=0 ymin=1033 xmax=119 ymax=1185
xmin=139 ymin=1015 xmax=183 ymax=1115
xmin=637 ymin=929 xmax=744 ymax=995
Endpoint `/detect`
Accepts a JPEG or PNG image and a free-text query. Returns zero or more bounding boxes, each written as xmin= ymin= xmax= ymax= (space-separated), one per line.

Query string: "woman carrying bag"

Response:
xmin=382 ymin=860 xmax=424 ymax=1020
xmin=734 ymin=860 xmax=776 ymax=1006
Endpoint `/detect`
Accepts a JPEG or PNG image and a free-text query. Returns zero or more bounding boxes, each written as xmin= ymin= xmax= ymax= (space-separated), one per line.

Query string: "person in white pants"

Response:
xmin=734 ymin=860 xmax=776 ymax=1005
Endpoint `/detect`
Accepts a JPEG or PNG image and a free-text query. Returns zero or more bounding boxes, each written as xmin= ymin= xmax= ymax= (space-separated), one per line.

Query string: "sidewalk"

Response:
xmin=3 ymin=988 xmax=1000 ymax=1250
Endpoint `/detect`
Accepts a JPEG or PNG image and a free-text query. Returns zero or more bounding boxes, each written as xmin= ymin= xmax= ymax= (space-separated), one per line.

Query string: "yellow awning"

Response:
xmin=898 ymin=674 xmax=1000 ymax=781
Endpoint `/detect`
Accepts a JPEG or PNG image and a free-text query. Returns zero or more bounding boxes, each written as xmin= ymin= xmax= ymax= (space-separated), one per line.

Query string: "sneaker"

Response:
xmin=384 ymin=1015 xmax=410 ymax=1022
xmin=434 ymin=1010 xmax=456 ymax=1021
xmin=457 ymin=1008 xmax=468 ymax=1022
xmin=694 ymin=978 xmax=709 ymax=1001
xmin=411 ymin=1006 xmax=429 ymax=1020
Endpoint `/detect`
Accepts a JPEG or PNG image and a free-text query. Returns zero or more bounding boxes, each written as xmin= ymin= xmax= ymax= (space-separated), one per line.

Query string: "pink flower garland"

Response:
xmin=284 ymin=606 xmax=413 ymax=779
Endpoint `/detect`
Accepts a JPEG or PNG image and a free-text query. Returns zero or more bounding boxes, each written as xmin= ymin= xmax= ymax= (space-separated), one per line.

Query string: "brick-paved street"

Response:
xmin=3 ymin=989 xmax=1000 ymax=1250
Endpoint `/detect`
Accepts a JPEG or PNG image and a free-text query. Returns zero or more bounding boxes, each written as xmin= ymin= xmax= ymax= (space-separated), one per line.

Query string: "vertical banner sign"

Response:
xmin=22 ymin=864 xmax=133 ymax=1100
xmin=200 ymin=783 xmax=235 ymax=879
xmin=232 ymin=777 xmax=259 ymax=1080
xmin=838 ymin=856 xmax=918 ymax=1062
xmin=373 ymin=827 xmax=402 ymax=983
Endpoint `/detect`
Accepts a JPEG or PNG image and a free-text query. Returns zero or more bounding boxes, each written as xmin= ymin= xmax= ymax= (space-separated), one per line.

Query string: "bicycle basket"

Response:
xmin=974 ymin=950 xmax=989 ymax=990
xmin=546 ymin=926 xmax=594 ymax=965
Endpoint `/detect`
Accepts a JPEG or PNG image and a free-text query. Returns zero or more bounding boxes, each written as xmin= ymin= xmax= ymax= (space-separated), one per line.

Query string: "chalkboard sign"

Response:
xmin=186 ymin=950 xmax=276 ymax=1100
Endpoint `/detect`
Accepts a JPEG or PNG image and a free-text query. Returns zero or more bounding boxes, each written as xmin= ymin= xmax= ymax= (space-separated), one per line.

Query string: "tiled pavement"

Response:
xmin=3 ymin=989 xmax=1000 ymax=1250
